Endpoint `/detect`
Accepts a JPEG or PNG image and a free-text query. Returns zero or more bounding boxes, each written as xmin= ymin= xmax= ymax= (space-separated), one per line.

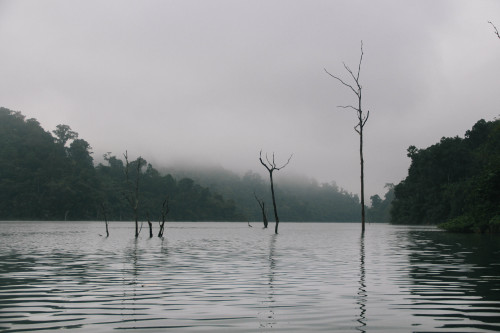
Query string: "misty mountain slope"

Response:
xmin=162 ymin=165 xmax=365 ymax=222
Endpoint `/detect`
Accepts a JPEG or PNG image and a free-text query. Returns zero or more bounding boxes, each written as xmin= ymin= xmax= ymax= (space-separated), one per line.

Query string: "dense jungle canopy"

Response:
xmin=391 ymin=118 xmax=500 ymax=233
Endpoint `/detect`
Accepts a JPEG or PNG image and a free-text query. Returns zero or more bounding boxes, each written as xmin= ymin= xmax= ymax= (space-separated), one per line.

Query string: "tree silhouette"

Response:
xmin=52 ymin=124 xmax=78 ymax=146
xmin=123 ymin=151 xmax=145 ymax=238
xmin=259 ymin=150 xmax=292 ymax=234
xmin=325 ymin=41 xmax=370 ymax=232
xmin=254 ymin=192 xmax=269 ymax=229
xmin=158 ymin=197 xmax=169 ymax=237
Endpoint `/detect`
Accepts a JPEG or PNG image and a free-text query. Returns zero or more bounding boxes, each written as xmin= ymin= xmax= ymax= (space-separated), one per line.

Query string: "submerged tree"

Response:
xmin=146 ymin=212 xmax=153 ymax=238
xmin=123 ymin=151 xmax=145 ymax=238
xmin=325 ymin=41 xmax=370 ymax=233
xmin=158 ymin=197 xmax=169 ymax=237
xmin=101 ymin=203 xmax=110 ymax=237
xmin=259 ymin=150 xmax=292 ymax=234
xmin=254 ymin=192 xmax=269 ymax=229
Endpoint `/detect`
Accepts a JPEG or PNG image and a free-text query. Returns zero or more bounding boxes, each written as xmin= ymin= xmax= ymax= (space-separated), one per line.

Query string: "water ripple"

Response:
xmin=0 ymin=222 xmax=499 ymax=332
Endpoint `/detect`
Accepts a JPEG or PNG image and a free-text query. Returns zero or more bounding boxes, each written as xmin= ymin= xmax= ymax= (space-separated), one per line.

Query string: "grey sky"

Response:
xmin=1 ymin=0 xmax=499 ymax=199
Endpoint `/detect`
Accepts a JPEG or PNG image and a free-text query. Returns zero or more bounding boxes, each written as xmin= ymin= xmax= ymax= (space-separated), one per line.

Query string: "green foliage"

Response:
xmin=438 ymin=215 xmax=476 ymax=233
xmin=0 ymin=107 xmax=241 ymax=222
xmin=367 ymin=184 xmax=394 ymax=222
xmin=52 ymin=124 xmax=78 ymax=146
xmin=0 ymin=107 xmax=92 ymax=220
xmin=392 ymin=118 xmax=500 ymax=232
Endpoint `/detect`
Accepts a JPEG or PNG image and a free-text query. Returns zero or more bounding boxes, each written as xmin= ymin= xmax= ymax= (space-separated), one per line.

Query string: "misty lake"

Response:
xmin=1 ymin=222 xmax=500 ymax=332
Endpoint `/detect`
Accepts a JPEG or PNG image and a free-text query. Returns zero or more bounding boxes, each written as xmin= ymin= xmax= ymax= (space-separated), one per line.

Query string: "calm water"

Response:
xmin=0 ymin=222 xmax=499 ymax=332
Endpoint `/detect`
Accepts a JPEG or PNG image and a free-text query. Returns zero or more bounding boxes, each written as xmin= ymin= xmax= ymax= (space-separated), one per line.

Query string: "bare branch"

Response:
xmin=254 ymin=192 xmax=264 ymax=208
xmin=259 ymin=150 xmax=272 ymax=172
xmin=362 ymin=110 xmax=370 ymax=127
xmin=324 ymin=68 xmax=358 ymax=96
xmin=343 ymin=63 xmax=356 ymax=81
xmin=357 ymin=41 xmax=364 ymax=82
xmin=269 ymin=153 xmax=275 ymax=168
xmin=338 ymin=105 xmax=360 ymax=112
xmin=260 ymin=150 xmax=292 ymax=171
xmin=275 ymin=154 xmax=293 ymax=170
xmin=489 ymin=21 xmax=500 ymax=39
xmin=343 ymin=62 xmax=360 ymax=89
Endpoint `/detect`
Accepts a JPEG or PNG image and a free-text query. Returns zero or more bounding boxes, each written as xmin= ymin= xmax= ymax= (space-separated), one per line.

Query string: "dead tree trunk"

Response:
xmin=124 ymin=151 xmax=144 ymax=238
xmin=259 ymin=150 xmax=292 ymax=234
xmin=147 ymin=212 xmax=153 ymax=238
xmin=325 ymin=41 xmax=369 ymax=233
xmin=101 ymin=202 xmax=109 ymax=237
xmin=158 ymin=197 xmax=169 ymax=237
xmin=254 ymin=192 xmax=268 ymax=228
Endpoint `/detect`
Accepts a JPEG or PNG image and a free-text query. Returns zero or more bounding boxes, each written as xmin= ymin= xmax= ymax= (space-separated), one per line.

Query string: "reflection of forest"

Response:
xmin=407 ymin=230 xmax=500 ymax=331
xmin=259 ymin=234 xmax=277 ymax=329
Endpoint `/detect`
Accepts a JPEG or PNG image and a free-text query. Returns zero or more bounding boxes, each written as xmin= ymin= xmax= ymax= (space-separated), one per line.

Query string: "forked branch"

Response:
xmin=259 ymin=150 xmax=293 ymax=234
xmin=324 ymin=68 xmax=358 ymax=96
xmin=324 ymin=41 xmax=364 ymax=98
xmin=259 ymin=150 xmax=293 ymax=172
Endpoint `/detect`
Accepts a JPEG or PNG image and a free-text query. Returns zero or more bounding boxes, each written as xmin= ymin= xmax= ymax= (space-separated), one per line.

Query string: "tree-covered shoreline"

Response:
xmin=0 ymin=107 xmax=365 ymax=223
xmin=391 ymin=118 xmax=500 ymax=233
xmin=0 ymin=107 xmax=241 ymax=222
xmin=4 ymin=106 xmax=497 ymax=230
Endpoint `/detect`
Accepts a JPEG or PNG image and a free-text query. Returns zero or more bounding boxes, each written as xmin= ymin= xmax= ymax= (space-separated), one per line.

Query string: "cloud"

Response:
xmin=1 ymin=0 xmax=499 ymax=198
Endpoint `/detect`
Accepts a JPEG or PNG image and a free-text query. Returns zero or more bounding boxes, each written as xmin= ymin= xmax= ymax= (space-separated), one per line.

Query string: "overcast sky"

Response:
xmin=1 ymin=0 xmax=499 ymax=199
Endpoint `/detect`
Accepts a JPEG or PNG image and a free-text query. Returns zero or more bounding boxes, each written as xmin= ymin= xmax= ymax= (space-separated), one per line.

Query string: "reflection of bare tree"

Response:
xmin=260 ymin=234 xmax=277 ymax=329
xmin=356 ymin=231 xmax=367 ymax=332
xmin=121 ymin=238 xmax=140 ymax=321
xmin=160 ymin=237 xmax=169 ymax=256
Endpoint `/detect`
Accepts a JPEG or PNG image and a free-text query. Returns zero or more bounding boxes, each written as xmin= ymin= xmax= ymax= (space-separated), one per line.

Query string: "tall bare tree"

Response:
xmin=324 ymin=41 xmax=369 ymax=233
xmin=259 ymin=150 xmax=292 ymax=234
xmin=489 ymin=21 xmax=500 ymax=39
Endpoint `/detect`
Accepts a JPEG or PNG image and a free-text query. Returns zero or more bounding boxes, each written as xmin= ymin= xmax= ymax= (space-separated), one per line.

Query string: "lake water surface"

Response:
xmin=1 ymin=222 xmax=499 ymax=332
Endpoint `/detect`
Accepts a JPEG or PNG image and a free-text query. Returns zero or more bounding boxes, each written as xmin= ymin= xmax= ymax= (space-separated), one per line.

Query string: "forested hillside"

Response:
xmin=0 ymin=107 xmax=241 ymax=221
xmin=1 ymin=107 xmax=372 ymax=223
xmin=391 ymin=118 xmax=500 ymax=232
